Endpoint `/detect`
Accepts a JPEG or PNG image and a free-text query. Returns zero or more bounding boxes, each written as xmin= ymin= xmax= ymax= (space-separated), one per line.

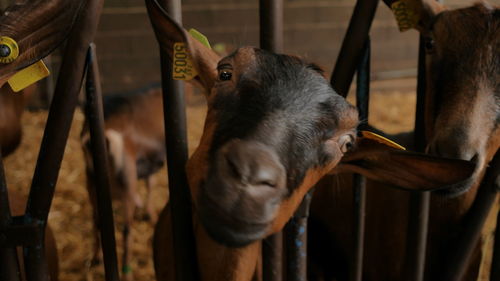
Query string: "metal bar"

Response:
xmin=285 ymin=191 xmax=313 ymax=281
xmin=0 ymin=150 xmax=22 ymax=281
xmin=259 ymin=0 xmax=283 ymax=53
xmin=404 ymin=35 xmax=430 ymax=281
xmin=330 ymin=0 xmax=379 ymax=97
xmin=491 ymin=207 xmax=500 ymax=281
xmin=1 ymin=221 xmax=42 ymax=247
xmin=84 ymin=43 xmax=120 ymax=281
xmin=260 ymin=1 xmax=284 ymax=280
xmin=441 ymin=152 xmax=499 ymax=281
xmin=23 ymin=0 xmax=104 ymax=280
xmin=351 ymin=38 xmax=370 ymax=281
xmin=155 ymin=1 xmax=199 ymax=281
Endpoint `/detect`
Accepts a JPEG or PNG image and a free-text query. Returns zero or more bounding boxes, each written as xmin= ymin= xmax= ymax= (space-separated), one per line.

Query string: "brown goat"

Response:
xmin=81 ymin=85 xmax=165 ymax=280
xmin=145 ymin=1 xmax=477 ymax=280
xmin=308 ymin=1 xmax=500 ymax=280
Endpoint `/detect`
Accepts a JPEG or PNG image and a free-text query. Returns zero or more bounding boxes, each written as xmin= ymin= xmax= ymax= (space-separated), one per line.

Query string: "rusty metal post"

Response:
xmin=404 ymin=35 xmax=430 ymax=281
xmin=351 ymin=38 xmax=370 ymax=281
xmin=440 ymin=152 xmax=499 ymax=280
xmin=491 ymin=207 xmax=500 ymax=281
xmin=23 ymin=0 xmax=104 ymax=280
xmin=155 ymin=1 xmax=199 ymax=281
xmin=260 ymin=1 xmax=284 ymax=280
xmin=84 ymin=43 xmax=120 ymax=281
xmin=330 ymin=0 xmax=379 ymax=97
xmin=285 ymin=191 xmax=313 ymax=281
xmin=0 ymin=151 xmax=22 ymax=281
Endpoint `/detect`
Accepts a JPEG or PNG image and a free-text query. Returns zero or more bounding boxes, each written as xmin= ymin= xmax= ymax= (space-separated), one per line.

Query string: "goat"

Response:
xmin=145 ymin=1 xmax=477 ymax=280
xmin=0 ymin=84 xmax=38 ymax=157
xmin=81 ymin=85 xmax=165 ymax=279
xmin=308 ymin=1 xmax=500 ymax=280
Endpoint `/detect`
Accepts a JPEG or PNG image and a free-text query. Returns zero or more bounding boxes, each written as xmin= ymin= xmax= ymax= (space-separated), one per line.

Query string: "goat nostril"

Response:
xmin=470 ymin=154 xmax=479 ymax=164
xmin=226 ymin=153 xmax=242 ymax=179
xmin=254 ymin=168 xmax=278 ymax=188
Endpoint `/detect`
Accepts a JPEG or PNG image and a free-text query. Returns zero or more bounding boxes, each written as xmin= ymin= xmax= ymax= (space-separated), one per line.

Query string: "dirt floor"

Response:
xmin=4 ymin=80 xmax=498 ymax=280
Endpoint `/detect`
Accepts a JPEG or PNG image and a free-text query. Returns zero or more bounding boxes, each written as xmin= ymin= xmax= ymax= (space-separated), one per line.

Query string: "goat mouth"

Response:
xmin=198 ymin=189 xmax=272 ymax=247
xmin=198 ymin=200 xmax=271 ymax=247
xmin=433 ymin=155 xmax=481 ymax=198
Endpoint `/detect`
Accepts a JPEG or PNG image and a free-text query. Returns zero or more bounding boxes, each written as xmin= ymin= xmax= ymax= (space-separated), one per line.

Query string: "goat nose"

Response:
xmin=221 ymin=139 xmax=285 ymax=189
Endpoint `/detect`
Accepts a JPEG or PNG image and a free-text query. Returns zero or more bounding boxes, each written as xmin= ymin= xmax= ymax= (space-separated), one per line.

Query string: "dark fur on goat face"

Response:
xmin=197 ymin=47 xmax=359 ymax=247
xmin=423 ymin=3 xmax=500 ymax=196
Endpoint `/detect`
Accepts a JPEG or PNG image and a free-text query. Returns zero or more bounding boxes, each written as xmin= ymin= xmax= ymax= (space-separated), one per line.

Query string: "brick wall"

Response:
xmin=1 ymin=0 xmax=498 ymax=95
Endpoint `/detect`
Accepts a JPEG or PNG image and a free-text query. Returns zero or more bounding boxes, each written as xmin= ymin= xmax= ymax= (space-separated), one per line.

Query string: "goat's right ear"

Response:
xmin=145 ymin=0 xmax=220 ymax=92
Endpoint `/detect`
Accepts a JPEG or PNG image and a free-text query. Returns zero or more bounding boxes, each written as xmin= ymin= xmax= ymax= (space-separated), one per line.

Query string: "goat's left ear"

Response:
xmin=333 ymin=137 xmax=476 ymax=191
xmin=145 ymin=0 xmax=220 ymax=92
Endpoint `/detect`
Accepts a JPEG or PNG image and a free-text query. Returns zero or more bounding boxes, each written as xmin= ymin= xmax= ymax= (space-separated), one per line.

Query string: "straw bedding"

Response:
xmin=4 ymin=88 xmax=497 ymax=280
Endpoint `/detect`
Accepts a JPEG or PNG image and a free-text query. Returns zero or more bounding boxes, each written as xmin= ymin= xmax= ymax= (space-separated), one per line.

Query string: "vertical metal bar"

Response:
xmin=23 ymin=0 xmax=104 ymax=280
xmin=285 ymin=191 xmax=313 ymax=281
xmin=0 ymin=151 xmax=22 ymax=281
xmin=155 ymin=1 xmax=199 ymax=281
xmin=440 ymin=152 xmax=499 ymax=281
xmin=260 ymin=1 xmax=284 ymax=280
xmin=330 ymin=0 xmax=379 ymax=97
xmin=351 ymin=38 xmax=370 ymax=281
xmin=491 ymin=207 xmax=500 ymax=281
xmin=84 ymin=43 xmax=120 ymax=281
xmin=259 ymin=0 xmax=283 ymax=53
xmin=405 ymin=35 xmax=430 ymax=281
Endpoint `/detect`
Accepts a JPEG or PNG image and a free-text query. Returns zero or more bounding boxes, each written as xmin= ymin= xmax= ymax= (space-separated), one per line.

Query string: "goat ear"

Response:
xmin=388 ymin=0 xmax=445 ymax=32
xmin=145 ymin=0 xmax=220 ymax=92
xmin=0 ymin=0 xmax=84 ymax=85
xmin=333 ymin=137 xmax=476 ymax=191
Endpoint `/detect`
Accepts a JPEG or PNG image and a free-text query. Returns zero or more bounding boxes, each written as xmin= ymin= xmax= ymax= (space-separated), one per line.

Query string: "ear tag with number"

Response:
xmin=172 ymin=29 xmax=211 ymax=81
xmin=360 ymin=131 xmax=406 ymax=150
xmin=391 ymin=0 xmax=420 ymax=32
xmin=7 ymin=60 xmax=50 ymax=92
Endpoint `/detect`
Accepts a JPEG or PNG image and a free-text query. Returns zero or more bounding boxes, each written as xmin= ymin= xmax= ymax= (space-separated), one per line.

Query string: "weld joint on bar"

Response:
xmin=0 ymin=216 xmax=43 ymax=247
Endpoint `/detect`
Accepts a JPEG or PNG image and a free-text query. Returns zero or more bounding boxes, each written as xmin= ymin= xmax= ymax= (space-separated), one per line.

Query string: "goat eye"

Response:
xmin=219 ymin=70 xmax=232 ymax=81
xmin=424 ymin=37 xmax=435 ymax=53
xmin=339 ymin=134 xmax=355 ymax=154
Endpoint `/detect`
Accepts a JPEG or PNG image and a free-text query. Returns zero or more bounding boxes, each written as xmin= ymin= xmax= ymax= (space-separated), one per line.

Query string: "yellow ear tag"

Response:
xmin=188 ymin=28 xmax=211 ymax=49
xmin=0 ymin=36 xmax=19 ymax=64
xmin=391 ymin=0 xmax=420 ymax=32
xmin=7 ymin=60 xmax=50 ymax=92
xmin=360 ymin=131 xmax=406 ymax=150
xmin=172 ymin=29 xmax=211 ymax=81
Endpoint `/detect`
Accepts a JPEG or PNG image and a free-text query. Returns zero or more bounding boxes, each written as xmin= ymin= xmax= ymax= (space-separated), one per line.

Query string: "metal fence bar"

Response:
xmin=440 ymin=152 xmax=499 ymax=281
xmin=404 ymin=36 xmax=430 ymax=281
xmin=330 ymin=0 xmax=379 ymax=97
xmin=260 ymin=1 xmax=284 ymax=280
xmin=84 ymin=43 xmax=120 ymax=281
xmin=351 ymin=38 xmax=370 ymax=281
xmin=155 ymin=1 xmax=199 ymax=280
xmin=285 ymin=191 xmax=313 ymax=281
xmin=259 ymin=0 xmax=283 ymax=53
xmin=23 ymin=0 xmax=104 ymax=280
xmin=0 ymin=150 xmax=22 ymax=281
xmin=491 ymin=207 xmax=500 ymax=281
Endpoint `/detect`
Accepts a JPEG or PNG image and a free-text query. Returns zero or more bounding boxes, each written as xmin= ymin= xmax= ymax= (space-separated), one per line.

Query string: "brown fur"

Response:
xmin=0 ymin=84 xmax=37 ymax=157
xmin=309 ymin=2 xmax=500 ymax=280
